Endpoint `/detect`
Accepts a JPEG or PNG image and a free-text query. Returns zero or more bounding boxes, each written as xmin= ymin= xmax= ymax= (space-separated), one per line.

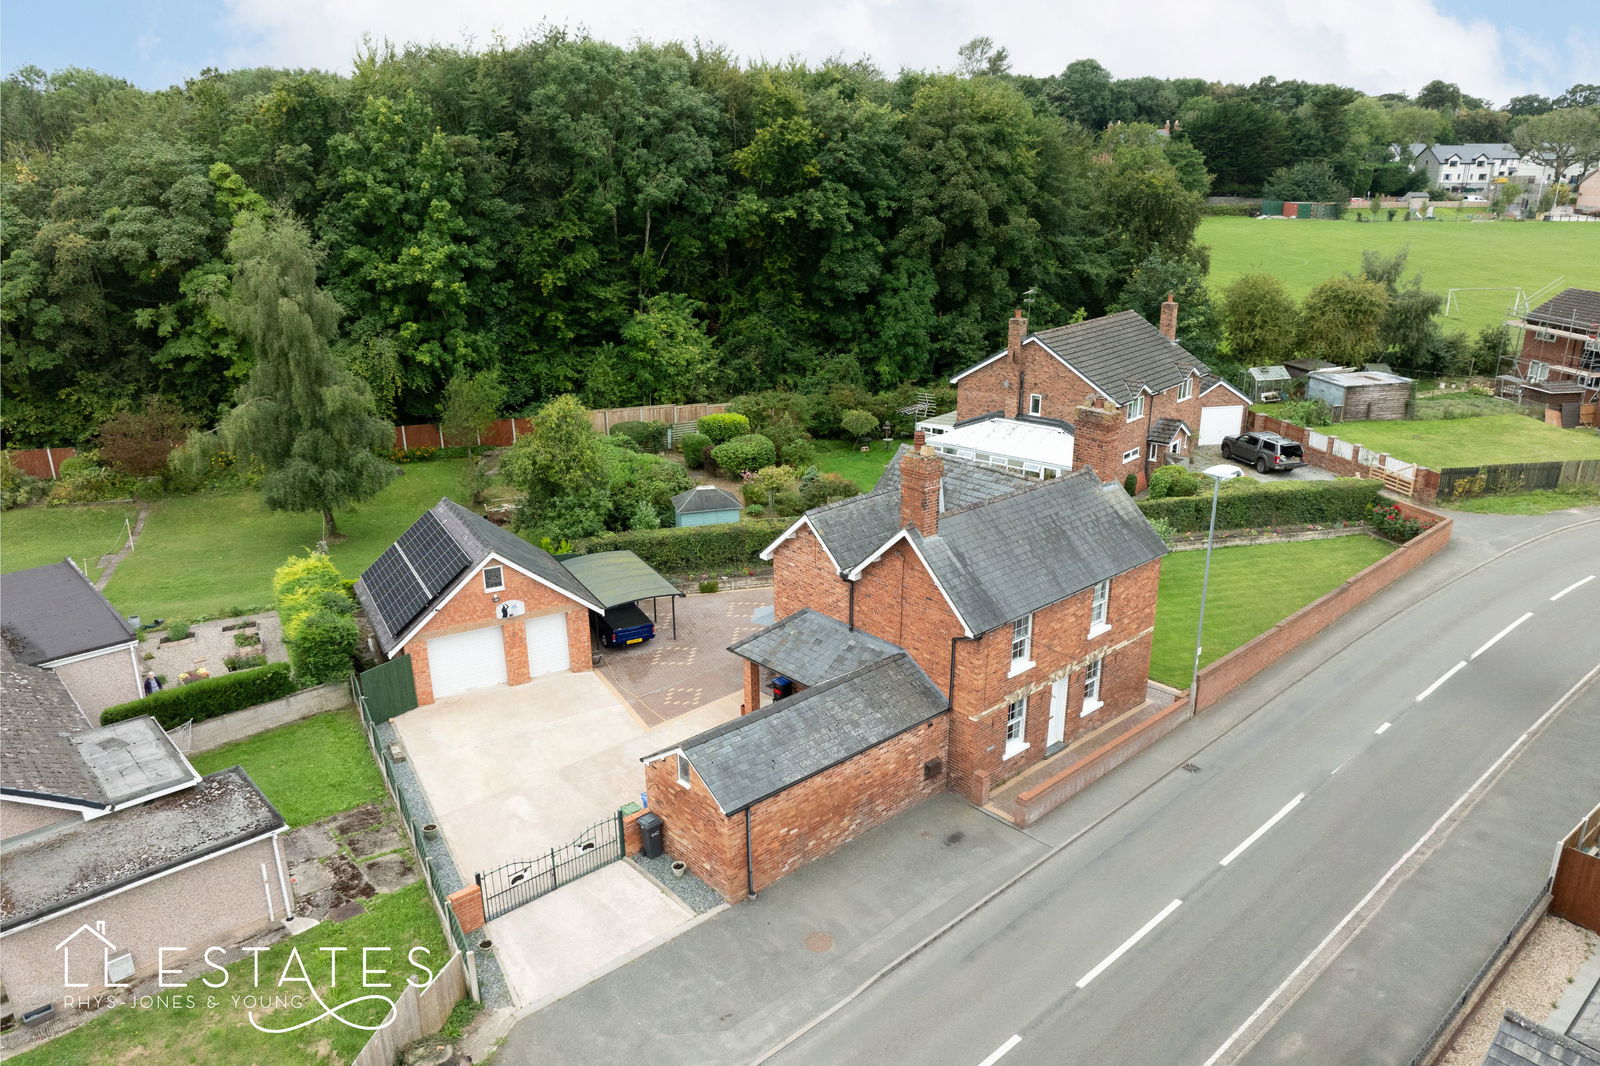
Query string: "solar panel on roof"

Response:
xmin=364 ymin=545 xmax=429 ymax=633
xmin=397 ymin=512 xmax=470 ymax=597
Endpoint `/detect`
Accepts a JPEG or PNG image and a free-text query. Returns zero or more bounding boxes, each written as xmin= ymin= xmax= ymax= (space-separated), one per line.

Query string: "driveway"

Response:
xmin=1186 ymin=444 xmax=1340 ymax=483
xmin=598 ymin=588 xmax=773 ymax=725
xmin=392 ymin=672 xmax=743 ymax=1006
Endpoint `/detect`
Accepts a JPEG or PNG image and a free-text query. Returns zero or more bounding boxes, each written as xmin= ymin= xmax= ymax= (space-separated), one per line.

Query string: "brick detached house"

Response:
xmin=0 ymin=560 xmax=143 ymax=720
xmin=947 ymin=302 xmax=1251 ymax=493
xmin=1497 ymin=287 xmax=1600 ymax=424
xmin=642 ymin=439 xmax=1167 ymax=901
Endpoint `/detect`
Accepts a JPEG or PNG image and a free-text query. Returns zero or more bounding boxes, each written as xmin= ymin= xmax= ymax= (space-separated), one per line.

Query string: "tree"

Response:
xmin=1261 ymin=160 xmax=1349 ymax=202
xmin=1506 ymin=94 xmax=1553 ymax=117
xmin=956 ymin=38 xmax=1011 ymax=78
xmin=1359 ymin=249 xmax=1443 ymax=373
xmin=840 ymin=408 xmax=878 ymax=447
xmin=1513 ymin=109 xmax=1600 ymax=191
xmin=1297 ymin=276 xmax=1389 ymax=366
xmin=439 ymin=368 xmax=506 ymax=445
xmin=1222 ymin=274 xmax=1298 ymax=367
xmin=501 ymin=394 xmax=608 ymax=541
xmin=1113 ymin=251 xmax=1222 ymax=363
xmin=95 ymin=395 xmax=195 ymax=477
xmin=746 ymin=464 xmax=798 ymax=508
xmin=1179 ymin=98 xmax=1288 ymax=195
xmin=1416 ymin=80 xmax=1464 ymax=113
xmin=215 ymin=214 xmax=396 ymax=541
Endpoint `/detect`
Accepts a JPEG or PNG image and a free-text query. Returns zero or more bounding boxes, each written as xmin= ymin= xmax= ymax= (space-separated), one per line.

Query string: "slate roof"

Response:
xmin=874 ymin=445 xmax=1027 ymax=510
xmin=1147 ymin=418 xmax=1190 ymax=444
xmin=672 ymin=484 xmax=743 ymax=514
xmin=1413 ymin=142 xmax=1521 ymax=163
xmin=728 ymin=608 xmax=902 ymax=686
xmin=355 ymin=499 xmax=602 ymax=655
xmin=1484 ymin=1011 xmax=1600 ymax=1066
xmin=0 ymin=560 xmax=137 ymax=665
xmin=1525 ymin=288 xmax=1600 ymax=330
xmin=0 ymin=767 xmax=284 ymax=930
xmin=951 ymin=310 xmax=1207 ymax=406
xmin=662 ymin=654 xmax=947 ymax=814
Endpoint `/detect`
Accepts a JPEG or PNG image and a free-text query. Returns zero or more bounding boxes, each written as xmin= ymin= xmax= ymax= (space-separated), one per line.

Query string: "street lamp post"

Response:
xmin=1190 ymin=464 xmax=1242 ymax=715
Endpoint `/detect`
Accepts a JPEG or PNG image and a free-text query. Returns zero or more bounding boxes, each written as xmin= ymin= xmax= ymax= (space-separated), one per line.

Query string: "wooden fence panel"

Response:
xmin=7 ymin=446 xmax=77 ymax=479
xmin=1551 ymin=848 xmax=1600 ymax=934
xmin=349 ymin=953 xmax=466 ymax=1066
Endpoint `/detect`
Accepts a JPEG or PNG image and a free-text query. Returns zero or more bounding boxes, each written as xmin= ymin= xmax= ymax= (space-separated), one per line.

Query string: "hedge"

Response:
xmin=1136 ymin=477 xmax=1381 ymax=533
xmin=610 ymin=420 xmax=668 ymax=453
xmin=710 ymin=433 xmax=777 ymax=476
xmin=697 ymin=412 xmax=750 ymax=444
xmin=680 ymin=432 xmax=712 ymax=468
xmin=572 ymin=518 xmax=790 ymax=575
xmin=102 ymin=662 xmax=297 ymax=729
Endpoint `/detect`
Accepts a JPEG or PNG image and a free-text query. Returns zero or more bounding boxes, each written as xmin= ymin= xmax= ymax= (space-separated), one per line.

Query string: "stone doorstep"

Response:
xmin=982 ymin=686 xmax=1182 ymax=824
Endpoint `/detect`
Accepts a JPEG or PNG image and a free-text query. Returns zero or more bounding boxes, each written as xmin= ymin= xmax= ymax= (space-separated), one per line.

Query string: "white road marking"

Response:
xmin=1551 ymin=574 xmax=1595 ymax=601
xmin=1471 ymin=612 xmax=1533 ymax=659
xmin=1374 ymin=722 xmax=1391 ymax=735
xmin=1329 ymin=758 xmax=1350 ymax=776
xmin=977 ymin=1035 xmax=1021 ymax=1066
xmin=1219 ymin=794 xmax=1305 ymax=867
xmin=1075 ymin=898 xmax=1183 ymax=989
xmin=1199 ymin=659 xmax=1600 ymax=1066
xmin=1415 ymin=661 xmax=1467 ymax=702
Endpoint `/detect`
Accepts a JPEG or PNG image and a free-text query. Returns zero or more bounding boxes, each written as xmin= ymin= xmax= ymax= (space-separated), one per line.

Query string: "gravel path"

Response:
xmin=1441 ymin=915 xmax=1599 ymax=1064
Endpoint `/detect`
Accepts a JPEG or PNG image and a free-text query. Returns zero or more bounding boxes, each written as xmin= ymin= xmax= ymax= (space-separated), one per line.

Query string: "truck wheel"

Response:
xmin=1256 ymin=458 xmax=1268 ymax=474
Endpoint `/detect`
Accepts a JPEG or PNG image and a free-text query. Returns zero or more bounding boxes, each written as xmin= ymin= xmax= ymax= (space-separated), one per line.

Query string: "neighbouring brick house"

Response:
xmin=0 ymin=645 xmax=290 ymax=1027
xmin=1498 ymin=287 xmax=1600 ymax=424
xmin=643 ymin=440 xmax=1168 ymax=901
xmin=950 ymin=302 xmax=1251 ymax=493
xmin=0 ymin=560 xmax=143 ymax=720
xmin=354 ymin=499 xmax=604 ymax=705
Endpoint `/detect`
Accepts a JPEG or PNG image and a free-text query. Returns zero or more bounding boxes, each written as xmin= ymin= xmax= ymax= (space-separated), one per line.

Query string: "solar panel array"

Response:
xmin=363 ymin=512 xmax=471 ymax=635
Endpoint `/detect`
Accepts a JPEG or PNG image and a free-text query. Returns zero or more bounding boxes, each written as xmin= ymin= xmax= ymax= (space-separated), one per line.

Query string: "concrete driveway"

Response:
xmin=1187 ymin=445 xmax=1341 ymax=483
xmin=393 ymin=671 xmax=743 ymax=1005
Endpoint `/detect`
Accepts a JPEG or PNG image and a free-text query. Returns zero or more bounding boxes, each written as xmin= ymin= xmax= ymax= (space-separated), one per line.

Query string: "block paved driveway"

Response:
xmin=597 ymin=588 xmax=773 ymax=724
xmin=1187 ymin=444 xmax=1340 ymax=482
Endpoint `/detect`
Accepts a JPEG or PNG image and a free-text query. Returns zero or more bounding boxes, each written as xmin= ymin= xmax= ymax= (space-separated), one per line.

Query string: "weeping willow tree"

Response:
xmin=217 ymin=213 xmax=396 ymax=540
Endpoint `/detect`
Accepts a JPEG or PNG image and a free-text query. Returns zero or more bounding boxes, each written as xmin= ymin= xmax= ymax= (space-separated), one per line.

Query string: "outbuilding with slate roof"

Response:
xmin=0 ymin=559 xmax=143 ymax=718
xmin=672 ymin=484 xmax=743 ymax=527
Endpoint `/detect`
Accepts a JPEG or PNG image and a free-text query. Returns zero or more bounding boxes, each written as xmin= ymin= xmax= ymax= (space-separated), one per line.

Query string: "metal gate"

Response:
xmin=354 ymin=655 xmax=419 ymax=723
xmin=476 ymin=812 xmax=624 ymax=921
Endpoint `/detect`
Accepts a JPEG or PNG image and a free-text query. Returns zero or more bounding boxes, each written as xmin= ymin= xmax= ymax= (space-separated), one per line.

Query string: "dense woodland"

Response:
xmin=3 ymin=30 xmax=1596 ymax=446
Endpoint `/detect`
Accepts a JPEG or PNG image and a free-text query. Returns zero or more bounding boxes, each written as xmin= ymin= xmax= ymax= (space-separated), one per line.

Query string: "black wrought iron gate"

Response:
xmin=476 ymin=811 xmax=624 ymax=921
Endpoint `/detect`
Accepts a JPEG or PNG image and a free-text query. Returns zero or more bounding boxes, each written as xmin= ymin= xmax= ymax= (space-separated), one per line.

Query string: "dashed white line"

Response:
xmin=1374 ymin=722 xmax=1392 ymax=735
xmin=1471 ymin=612 xmax=1533 ymax=659
xmin=1219 ymin=794 xmax=1305 ymax=867
xmin=1415 ymin=661 xmax=1467 ymax=702
xmin=1551 ymin=574 xmax=1595 ymax=601
xmin=977 ymin=1034 xmax=1022 ymax=1066
xmin=1075 ymin=898 xmax=1183 ymax=989
xmin=1329 ymin=758 xmax=1350 ymax=776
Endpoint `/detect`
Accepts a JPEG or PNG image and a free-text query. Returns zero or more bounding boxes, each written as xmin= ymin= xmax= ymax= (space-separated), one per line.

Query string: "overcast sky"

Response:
xmin=3 ymin=0 xmax=1593 ymax=104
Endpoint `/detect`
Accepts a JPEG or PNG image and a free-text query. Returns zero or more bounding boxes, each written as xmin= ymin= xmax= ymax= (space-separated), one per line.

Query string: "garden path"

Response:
xmin=92 ymin=502 xmax=148 ymax=590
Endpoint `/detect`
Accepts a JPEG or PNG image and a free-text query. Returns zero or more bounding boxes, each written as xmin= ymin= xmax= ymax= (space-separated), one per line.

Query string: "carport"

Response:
xmin=561 ymin=550 xmax=685 ymax=638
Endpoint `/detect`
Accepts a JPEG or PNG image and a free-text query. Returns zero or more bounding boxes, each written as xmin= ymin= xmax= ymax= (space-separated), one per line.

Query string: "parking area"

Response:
xmin=1186 ymin=445 xmax=1341 ymax=483
xmin=598 ymin=588 xmax=774 ymax=725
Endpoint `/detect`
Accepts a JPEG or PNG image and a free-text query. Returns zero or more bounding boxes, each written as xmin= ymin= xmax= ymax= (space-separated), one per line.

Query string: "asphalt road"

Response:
xmin=766 ymin=517 xmax=1600 ymax=1066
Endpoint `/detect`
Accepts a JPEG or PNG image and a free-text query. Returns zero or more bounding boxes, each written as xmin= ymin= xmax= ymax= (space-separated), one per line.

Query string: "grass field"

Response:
xmin=811 ymin=438 xmax=903 ymax=487
xmin=1149 ymin=536 xmax=1395 ymax=688
xmin=1438 ymin=486 xmax=1600 ymax=514
xmin=1199 ymin=215 xmax=1600 ymax=336
xmin=0 ymin=502 xmax=137 ymax=580
xmin=190 ymin=710 xmax=385 ymax=828
xmin=1330 ymin=415 xmax=1600 ymax=470
xmin=92 ymin=459 xmax=472 ymax=621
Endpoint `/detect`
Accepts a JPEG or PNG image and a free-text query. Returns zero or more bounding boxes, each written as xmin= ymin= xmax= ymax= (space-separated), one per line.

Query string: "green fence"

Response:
xmin=356 ymin=654 xmax=418 ymax=722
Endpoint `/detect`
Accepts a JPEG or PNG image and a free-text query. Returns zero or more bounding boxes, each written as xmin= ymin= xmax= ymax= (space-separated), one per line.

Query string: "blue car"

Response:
xmin=597 ymin=603 xmax=656 ymax=647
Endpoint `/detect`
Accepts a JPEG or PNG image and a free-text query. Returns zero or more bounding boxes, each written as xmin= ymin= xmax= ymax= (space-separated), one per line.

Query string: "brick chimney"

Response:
xmin=899 ymin=431 xmax=942 ymax=536
xmin=1008 ymin=309 xmax=1027 ymax=363
xmin=1159 ymin=293 xmax=1179 ymax=340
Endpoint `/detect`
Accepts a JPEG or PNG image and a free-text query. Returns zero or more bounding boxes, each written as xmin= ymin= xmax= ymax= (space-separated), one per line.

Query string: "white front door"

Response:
xmin=1047 ymin=677 xmax=1069 ymax=747
xmin=524 ymin=613 xmax=571 ymax=677
xmin=426 ymin=626 xmax=509 ymax=699
xmin=1198 ymin=405 xmax=1244 ymax=446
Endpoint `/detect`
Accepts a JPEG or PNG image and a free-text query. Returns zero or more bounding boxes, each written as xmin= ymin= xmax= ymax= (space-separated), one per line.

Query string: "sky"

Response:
xmin=1 ymin=0 xmax=1593 ymax=104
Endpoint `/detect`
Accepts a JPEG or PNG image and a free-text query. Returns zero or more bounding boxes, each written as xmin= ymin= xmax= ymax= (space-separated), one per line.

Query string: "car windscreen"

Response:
xmin=1279 ymin=443 xmax=1304 ymax=458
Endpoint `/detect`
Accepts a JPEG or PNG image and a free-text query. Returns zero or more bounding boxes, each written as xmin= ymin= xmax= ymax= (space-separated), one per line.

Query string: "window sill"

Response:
xmin=1087 ymin=622 xmax=1111 ymax=640
xmin=1003 ymin=740 xmax=1031 ymax=761
xmin=1080 ymin=699 xmax=1103 ymax=717
xmin=1008 ymin=658 xmax=1035 ymax=678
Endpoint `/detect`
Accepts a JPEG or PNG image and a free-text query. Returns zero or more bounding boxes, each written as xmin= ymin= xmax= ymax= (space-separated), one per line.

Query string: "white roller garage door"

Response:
xmin=525 ymin=613 xmax=571 ymax=677
xmin=426 ymin=627 xmax=507 ymax=699
xmin=1198 ymin=405 xmax=1244 ymax=446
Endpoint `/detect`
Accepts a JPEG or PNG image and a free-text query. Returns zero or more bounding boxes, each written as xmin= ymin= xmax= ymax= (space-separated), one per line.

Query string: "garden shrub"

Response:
xmin=224 ymin=652 xmax=269 ymax=672
xmin=234 ymin=631 xmax=262 ymax=647
xmin=1147 ymin=465 xmax=1201 ymax=500
xmin=710 ymin=433 xmax=777 ymax=476
xmin=780 ymin=436 xmax=816 ymax=469
xmin=840 ymin=409 xmax=879 ymax=445
xmin=743 ymin=465 xmax=799 ymax=506
xmin=1145 ymin=516 xmax=1178 ymax=545
xmin=774 ymin=489 xmax=806 ymax=517
xmin=1124 ymin=474 xmax=1138 ymax=495
xmin=1368 ymin=502 xmax=1435 ymax=543
xmin=390 ymin=446 xmax=440 ymax=463
xmin=680 ymin=432 xmax=713 ymax=469
xmin=697 ymin=412 xmax=750 ymax=444
xmin=800 ymin=472 xmax=862 ymax=509
xmin=1137 ymin=478 xmax=1381 ymax=533
xmin=607 ymin=433 xmax=642 ymax=452
xmin=698 ymin=580 xmax=719 ymax=593
xmin=282 ymin=608 xmax=359 ymax=685
xmin=165 ymin=620 xmax=192 ymax=642
xmin=0 ymin=452 xmax=49 ymax=510
xmin=610 ymin=420 xmax=668 ymax=453
xmin=572 ymin=519 xmax=790 ymax=575
xmin=746 ymin=503 xmax=765 ymax=517
xmin=277 ymin=586 xmax=355 ymax=624
xmin=1278 ymin=399 xmax=1333 ymax=427
xmin=628 ymin=500 xmax=662 ymax=530
xmin=46 ymin=452 xmax=136 ymax=506
xmin=101 ymin=662 xmax=297 ymax=729
xmin=272 ymin=552 xmax=345 ymax=603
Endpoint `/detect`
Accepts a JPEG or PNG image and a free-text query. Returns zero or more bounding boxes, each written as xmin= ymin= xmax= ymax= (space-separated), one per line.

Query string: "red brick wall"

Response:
xmin=644 ymin=756 xmax=748 ymax=902
xmin=851 ymin=539 xmax=964 ymax=698
xmin=772 ymin=524 xmax=850 ymax=622
xmin=401 ymin=563 xmax=592 ymax=704
xmin=1517 ymin=329 xmax=1592 ymax=376
xmin=955 ymin=339 xmax=1100 ymax=424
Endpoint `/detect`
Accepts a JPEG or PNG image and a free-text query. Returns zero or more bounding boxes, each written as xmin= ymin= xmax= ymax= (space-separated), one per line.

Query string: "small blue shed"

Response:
xmin=672 ymin=484 xmax=744 ymax=527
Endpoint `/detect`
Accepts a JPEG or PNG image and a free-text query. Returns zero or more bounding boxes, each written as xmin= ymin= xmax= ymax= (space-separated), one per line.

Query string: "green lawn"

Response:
xmin=811 ymin=438 xmax=903 ymax=488
xmin=189 ymin=710 xmax=386 ymax=828
xmin=1150 ymin=537 xmax=1395 ymax=688
xmin=1329 ymin=415 xmax=1600 ymax=470
xmin=7 ymin=883 xmax=446 ymax=1066
xmin=0 ymin=502 xmax=138 ymax=580
xmin=1200 ymin=215 xmax=1600 ymax=336
xmin=1440 ymin=486 xmax=1600 ymax=514
xmin=95 ymin=458 xmax=472 ymax=621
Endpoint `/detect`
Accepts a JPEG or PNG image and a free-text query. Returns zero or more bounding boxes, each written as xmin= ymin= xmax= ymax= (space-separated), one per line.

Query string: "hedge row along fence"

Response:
xmin=572 ymin=518 xmax=790 ymax=575
xmin=102 ymin=662 xmax=297 ymax=729
xmin=1136 ymin=477 xmax=1381 ymax=533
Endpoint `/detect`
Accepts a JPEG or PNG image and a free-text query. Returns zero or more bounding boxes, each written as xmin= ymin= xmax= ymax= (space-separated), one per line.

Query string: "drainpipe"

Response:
xmin=745 ymin=808 xmax=757 ymax=899
xmin=847 ymin=580 xmax=856 ymax=631
xmin=1017 ymin=370 xmax=1026 ymax=418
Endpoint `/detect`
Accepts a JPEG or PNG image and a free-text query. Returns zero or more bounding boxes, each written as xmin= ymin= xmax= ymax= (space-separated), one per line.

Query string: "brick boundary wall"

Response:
xmin=1246 ymin=411 xmax=1442 ymax=503
xmin=1008 ymin=503 xmax=1452 ymax=826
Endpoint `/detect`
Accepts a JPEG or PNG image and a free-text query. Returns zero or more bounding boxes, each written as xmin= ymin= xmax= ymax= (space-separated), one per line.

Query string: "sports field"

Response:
xmin=1199 ymin=216 xmax=1600 ymax=335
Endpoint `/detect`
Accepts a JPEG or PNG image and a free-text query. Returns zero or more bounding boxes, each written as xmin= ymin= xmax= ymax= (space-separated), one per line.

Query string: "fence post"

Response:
xmin=400 ymin=425 xmax=409 ymax=450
